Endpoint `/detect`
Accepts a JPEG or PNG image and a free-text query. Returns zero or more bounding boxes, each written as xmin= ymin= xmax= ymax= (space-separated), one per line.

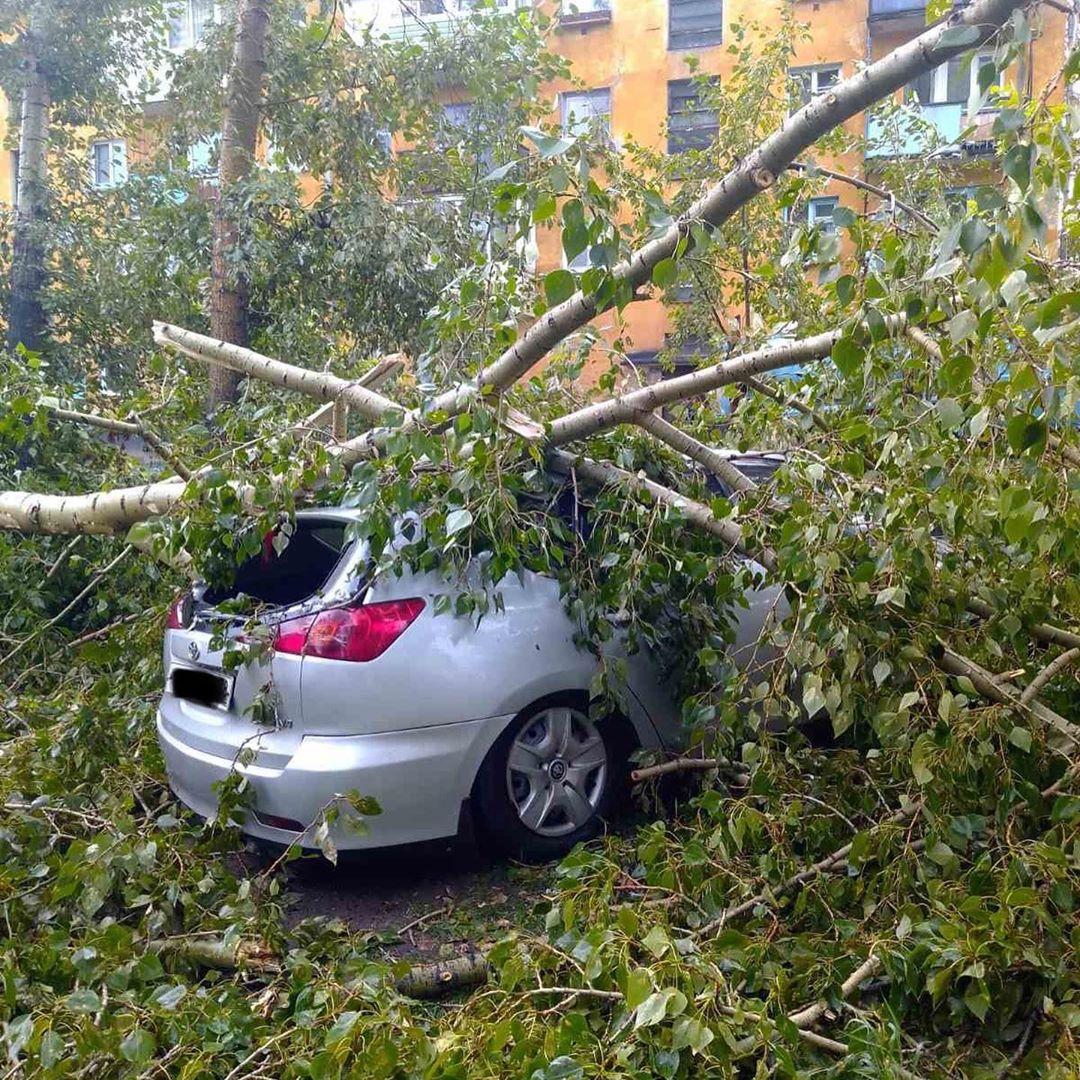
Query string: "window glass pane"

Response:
xmin=905 ymin=69 xmax=933 ymax=106
xmin=816 ymin=65 xmax=839 ymax=91
xmin=945 ymin=57 xmax=968 ymax=103
xmin=167 ymin=2 xmax=186 ymax=47
xmin=191 ymin=0 xmax=214 ymax=42
xmin=562 ymin=89 xmax=611 ymax=138
xmin=669 ymin=0 xmax=723 ymax=50
xmin=188 ymin=134 xmax=219 ymax=176
xmin=93 ymin=143 xmax=111 ymax=187
xmin=790 ymin=71 xmax=812 ymax=109
xmin=667 ymin=78 xmax=718 ymax=153
xmin=808 ymin=196 xmax=838 ymax=231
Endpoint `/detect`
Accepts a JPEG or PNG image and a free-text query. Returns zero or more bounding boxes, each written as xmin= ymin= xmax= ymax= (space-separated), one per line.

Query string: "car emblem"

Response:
xmin=187 ymin=641 xmax=200 ymax=661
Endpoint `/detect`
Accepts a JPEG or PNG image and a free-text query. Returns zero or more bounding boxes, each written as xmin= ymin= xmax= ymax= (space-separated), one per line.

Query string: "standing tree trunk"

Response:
xmin=208 ymin=0 xmax=271 ymax=409
xmin=8 ymin=25 xmax=50 ymax=355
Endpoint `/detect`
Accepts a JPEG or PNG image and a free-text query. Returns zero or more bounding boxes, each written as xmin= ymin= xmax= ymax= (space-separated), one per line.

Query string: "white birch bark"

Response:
xmin=154 ymin=323 xmax=403 ymax=423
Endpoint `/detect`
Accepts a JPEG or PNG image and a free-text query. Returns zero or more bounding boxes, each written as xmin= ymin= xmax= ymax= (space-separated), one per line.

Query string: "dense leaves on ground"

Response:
xmin=1 ymin=1 xmax=1080 ymax=1077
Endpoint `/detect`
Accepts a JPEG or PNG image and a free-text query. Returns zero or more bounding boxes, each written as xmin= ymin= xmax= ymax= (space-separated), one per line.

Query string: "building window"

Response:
xmin=168 ymin=0 xmax=214 ymax=50
xmin=187 ymin=133 xmax=219 ymax=177
xmin=559 ymin=0 xmax=612 ymax=22
xmin=561 ymin=88 xmax=612 ymax=140
xmin=420 ymin=0 xmax=527 ymax=11
xmin=667 ymin=78 xmax=719 ymax=153
xmin=789 ymin=195 xmax=840 ymax=233
xmin=906 ymin=53 xmax=996 ymax=112
xmin=91 ymin=140 xmax=128 ymax=189
xmin=669 ymin=0 xmax=722 ymax=51
xmin=789 ymin=64 xmax=841 ymax=109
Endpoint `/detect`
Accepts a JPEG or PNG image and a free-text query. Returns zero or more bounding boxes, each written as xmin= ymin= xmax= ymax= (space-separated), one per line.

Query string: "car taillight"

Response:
xmin=166 ymin=592 xmax=191 ymax=630
xmin=273 ymin=598 xmax=425 ymax=662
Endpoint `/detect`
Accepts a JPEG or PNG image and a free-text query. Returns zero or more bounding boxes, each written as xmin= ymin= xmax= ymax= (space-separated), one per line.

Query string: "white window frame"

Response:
xmin=919 ymin=53 xmax=996 ymax=112
xmin=786 ymin=195 xmax=839 ymax=232
xmin=91 ymin=140 xmax=128 ymax=190
xmin=167 ymin=0 xmax=216 ymax=51
xmin=807 ymin=195 xmax=838 ymax=232
xmin=789 ymin=64 xmax=841 ymax=110
xmin=560 ymin=88 xmax=612 ymax=140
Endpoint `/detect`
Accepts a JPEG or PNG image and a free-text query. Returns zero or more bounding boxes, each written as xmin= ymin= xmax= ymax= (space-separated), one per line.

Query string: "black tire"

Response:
xmin=473 ymin=693 xmax=632 ymax=863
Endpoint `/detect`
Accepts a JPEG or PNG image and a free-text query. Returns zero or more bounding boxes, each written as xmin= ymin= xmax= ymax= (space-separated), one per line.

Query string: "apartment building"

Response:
xmin=1 ymin=0 xmax=1069 ymax=373
xmin=348 ymin=0 xmax=1069 ymax=379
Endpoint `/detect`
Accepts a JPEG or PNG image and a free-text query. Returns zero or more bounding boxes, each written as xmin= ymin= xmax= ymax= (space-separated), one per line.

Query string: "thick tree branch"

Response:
xmin=632 ymin=412 xmax=758 ymax=495
xmin=154 ymin=323 xmax=403 ymax=424
xmin=1020 ymin=647 xmax=1080 ymax=705
xmin=546 ymin=322 xmax=905 ymax=448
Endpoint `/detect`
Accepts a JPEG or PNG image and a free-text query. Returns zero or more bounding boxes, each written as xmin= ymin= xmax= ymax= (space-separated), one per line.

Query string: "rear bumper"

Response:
xmin=156 ymin=709 xmax=512 ymax=849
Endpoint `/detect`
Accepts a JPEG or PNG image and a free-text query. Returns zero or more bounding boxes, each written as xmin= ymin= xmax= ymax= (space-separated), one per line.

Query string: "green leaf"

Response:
xmin=39 ymin=1030 xmax=65 ymax=1069
xmin=831 ymin=336 xmax=863 ymax=380
xmin=964 ymin=980 xmax=991 ymax=1021
xmin=120 ymin=1029 xmax=156 ymax=1064
xmin=936 ymin=397 xmax=965 ymax=429
xmin=152 ymin=984 xmax=187 ymax=1010
xmin=625 ymin=967 xmax=653 ymax=1009
xmin=634 ymin=991 xmax=670 ymax=1028
xmin=325 ymin=1010 xmax=359 ymax=1046
xmin=1008 ymin=726 xmax=1032 ymax=752
xmin=482 ymin=160 xmax=518 ymax=183
xmin=444 ymin=508 xmax=473 ymax=537
xmin=64 ymin=989 xmax=101 ymax=1014
xmin=520 ymin=126 xmax=575 ymax=159
xmin=652 ymin=257 xmax=678 ymax=288
xmin=935 ymin=25 xmax=981 ymax=49
xmin=1002 ymin=143 xmax=1034 ymax=191
xmin=672 ymin=1016 xmax=714 ymax=1054
xmin=532 ymin=192 xmax=557 ymax=222
xmin=544 ymin=269 xmax=577 ymax=306
xmin=1006 ymin=415 xmax=1046 ymax=455
xmin=912 ymin=735 xmax=934 ymax=785
xmin=641 ymin=925 xmax=670 ymax=958
xmin=947 ymin=309 xmax=977 ymax=344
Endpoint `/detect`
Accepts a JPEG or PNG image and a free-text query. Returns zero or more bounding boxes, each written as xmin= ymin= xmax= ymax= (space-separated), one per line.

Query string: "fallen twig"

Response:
xmin=631 ymin=756 xmax=748 ymax=783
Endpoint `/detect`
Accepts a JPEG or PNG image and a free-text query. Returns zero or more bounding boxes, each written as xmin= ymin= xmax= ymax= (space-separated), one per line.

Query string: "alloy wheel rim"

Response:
xmin=506 ymin=706 xmax=607 ymax=837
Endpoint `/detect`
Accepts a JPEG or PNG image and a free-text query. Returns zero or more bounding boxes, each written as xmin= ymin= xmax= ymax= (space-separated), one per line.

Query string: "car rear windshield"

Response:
xmin=204 ymin=519 xmax=349 ymax=608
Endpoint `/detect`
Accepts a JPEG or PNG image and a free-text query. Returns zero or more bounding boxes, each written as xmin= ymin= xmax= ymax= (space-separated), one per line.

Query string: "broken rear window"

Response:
xmin=204 ymin=520 xmax=348 ymax=608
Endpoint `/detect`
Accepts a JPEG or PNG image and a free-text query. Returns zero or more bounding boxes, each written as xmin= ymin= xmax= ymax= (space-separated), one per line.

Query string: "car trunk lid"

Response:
xmin=161 ymin=515 xmax=363 ymax=768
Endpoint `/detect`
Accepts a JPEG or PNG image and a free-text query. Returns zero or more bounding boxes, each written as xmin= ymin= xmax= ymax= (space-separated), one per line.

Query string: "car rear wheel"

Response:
xmin=474 ymin=696 xmax=629 ymax=863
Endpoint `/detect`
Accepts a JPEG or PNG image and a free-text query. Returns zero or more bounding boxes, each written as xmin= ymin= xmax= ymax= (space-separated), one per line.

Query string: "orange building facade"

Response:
xmin=0 ymin=0 xmax=1069 ymax=371
xmin=352 ymin=0 xmax=1068 ymax=375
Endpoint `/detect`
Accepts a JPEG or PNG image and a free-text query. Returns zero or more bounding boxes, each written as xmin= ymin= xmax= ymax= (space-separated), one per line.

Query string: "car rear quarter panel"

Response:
xmin=298 ymin=566 xmax=673 ymax=747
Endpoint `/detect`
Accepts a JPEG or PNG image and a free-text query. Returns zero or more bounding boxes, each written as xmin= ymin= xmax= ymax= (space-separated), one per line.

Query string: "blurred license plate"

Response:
xmin=170 ymin=666 xmax=232 ymax=710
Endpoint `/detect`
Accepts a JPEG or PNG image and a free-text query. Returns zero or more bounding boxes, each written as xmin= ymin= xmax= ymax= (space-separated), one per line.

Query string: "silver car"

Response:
xmin=157 ymin=466 xmax=786 ymax=861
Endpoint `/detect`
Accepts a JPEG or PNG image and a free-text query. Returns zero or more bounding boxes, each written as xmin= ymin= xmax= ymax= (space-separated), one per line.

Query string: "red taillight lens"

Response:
xmin=166 ymin=592 xmax=191 ymax=630
xmin=273 ymin=612 xmax=316 ymax=654
xmin=273 ymin=598 xmax=425 ymax=662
